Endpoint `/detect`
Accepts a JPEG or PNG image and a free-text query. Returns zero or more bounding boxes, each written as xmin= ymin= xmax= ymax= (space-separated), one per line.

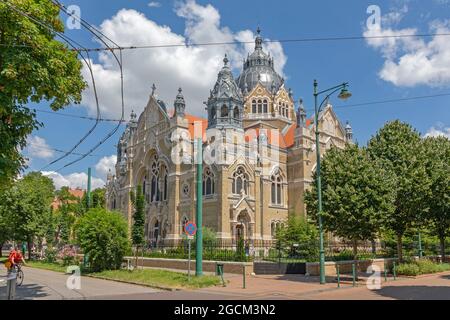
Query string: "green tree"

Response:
xmin=0 ymin=171 xmax=55 ymax=258
xmin=305 ymin=144 xmax=395 ymax=259
xmin=75 ymin=208 xmax=130 ymax=272
xmin=367 ymin=120 xmax=431 ymax=262
xmin=91 ymin=188 xmax=106 ymax=209
xmin=80 ymin=188 xmax=106 ymax=212
xmin=0 ymin=0 xmax=86 ymax=185
xmin=423 ymin=136 xmax=450 ymax=259
xmin=130 ymin=185 xmax=145 ymax=267
xmin=275 ymin=216 xmax=319 ymax=261
xmin=53 ymin=186 xmax=79 ymax=244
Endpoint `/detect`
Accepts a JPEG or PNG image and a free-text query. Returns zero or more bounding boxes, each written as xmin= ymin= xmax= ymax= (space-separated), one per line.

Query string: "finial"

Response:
xmin=151 ymin=83 xmax=156 ymax=96
xmin=178 ymin=87 xmax=182 ymax=94
xmin=223 ymin=54 xmax=229 ymax=66
xmin=257 ymin=26 xmax=261 ymax=35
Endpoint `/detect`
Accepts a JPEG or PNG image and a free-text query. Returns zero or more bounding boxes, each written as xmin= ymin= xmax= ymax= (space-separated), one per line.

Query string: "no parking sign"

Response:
xmin=184 ymin=221 xmax=197 ymax=237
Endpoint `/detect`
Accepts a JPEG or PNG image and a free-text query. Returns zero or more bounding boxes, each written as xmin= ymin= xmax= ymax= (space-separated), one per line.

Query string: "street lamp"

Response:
xmin=313 ymin=79 xmax=352 ymax=284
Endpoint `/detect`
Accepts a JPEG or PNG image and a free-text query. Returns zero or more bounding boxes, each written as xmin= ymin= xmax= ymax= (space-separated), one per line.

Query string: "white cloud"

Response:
xmin=424 ymin=126 xmax=450 ymax=138
xmin=148 ymin=1 xmax=161 ymax=8
xmin=80 ymin=1 xmax=287 ymax=119
xmin=42 ymin=171 xmax=105 ymax=190
xmin=95 ymin=155 xmax=117 ymax=179
xmin=364 ymin=9 xmax=450 ymax=87
xmin=25 ymin=136 xmax=55 ymax=159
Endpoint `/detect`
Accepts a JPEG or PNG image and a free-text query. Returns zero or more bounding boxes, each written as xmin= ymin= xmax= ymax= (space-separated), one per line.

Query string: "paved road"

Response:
xmin=0 ymin=265 xmax=160 ymax=300
xmin=1 ymin=265 xmax=450 ymax=300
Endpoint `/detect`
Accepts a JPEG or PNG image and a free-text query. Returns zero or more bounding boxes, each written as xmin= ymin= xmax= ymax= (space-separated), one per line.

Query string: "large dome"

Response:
xmin=236 ymin=29 xmax=284 ymax=94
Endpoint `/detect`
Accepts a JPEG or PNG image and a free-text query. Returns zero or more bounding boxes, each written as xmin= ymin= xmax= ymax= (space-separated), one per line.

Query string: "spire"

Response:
xmin=174 ymin=87 xmax=186 ymax=117
xmin=345 ymin=120 xmax=353 ymax=142
xmin=297 ymin=99 xmax=307 ymax=127
xmin=255 ymin=27 xmax=263 ymax=50
xmin=130 ymin=109 xmax=137 ymax=121
xmin=223 ymin=53 xmax=229 ymax=67
xmin=129 ymin=109 xmax=137 ymax=130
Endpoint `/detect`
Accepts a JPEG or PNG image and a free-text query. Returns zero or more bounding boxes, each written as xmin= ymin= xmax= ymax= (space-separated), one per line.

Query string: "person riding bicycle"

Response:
xmin=5 ymin=246 xmax=26 ymax=272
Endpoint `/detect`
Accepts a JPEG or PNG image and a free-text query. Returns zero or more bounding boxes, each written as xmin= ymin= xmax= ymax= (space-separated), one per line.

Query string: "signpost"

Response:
xmin=184 ymin=221 xmax=197 ymax=281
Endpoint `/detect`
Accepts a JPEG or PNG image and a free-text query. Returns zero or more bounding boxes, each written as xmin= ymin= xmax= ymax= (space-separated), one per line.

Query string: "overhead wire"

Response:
xmin=1 ymin=0 xmax=103 ymax=171
xmin=51 ymin=0 xmax=125 ymax=171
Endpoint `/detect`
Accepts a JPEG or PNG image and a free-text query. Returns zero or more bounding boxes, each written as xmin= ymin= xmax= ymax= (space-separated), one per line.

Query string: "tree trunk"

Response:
xmin=0 ymin=243 xmax=3 ymax=257
xmin=440 ymin=236 xmax=446 ymax=263
xmin=397 ymin=234 xmax=403 ymax=263
xmin=353 ymin=240 xmax=358 ymax=261
xmin=134 ymin=245 xmax=139 ymax=269
xmin=27 ymin=236 xmax=32 ymax=260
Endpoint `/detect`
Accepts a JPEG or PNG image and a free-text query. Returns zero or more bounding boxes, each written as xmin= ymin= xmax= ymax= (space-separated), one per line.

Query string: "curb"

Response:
xmin=84 ymin=274 xmax=180 ymax=292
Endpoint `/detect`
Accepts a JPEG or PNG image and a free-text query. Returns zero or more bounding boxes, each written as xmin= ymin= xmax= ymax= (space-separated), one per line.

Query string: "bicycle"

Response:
xmin=12 ymin=263 xmax=24 ymax=286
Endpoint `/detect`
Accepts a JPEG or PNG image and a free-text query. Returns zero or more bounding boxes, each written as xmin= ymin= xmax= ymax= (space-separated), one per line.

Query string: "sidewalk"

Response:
xmin=195 ymin=271 xmax=450 ymax=300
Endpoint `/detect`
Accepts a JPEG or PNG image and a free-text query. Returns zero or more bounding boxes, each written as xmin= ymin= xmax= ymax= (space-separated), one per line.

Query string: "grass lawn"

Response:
xmin=90 ymin=269 xmax=222 ymax=289
xmin=26 ymin=261 xmax=69 ymax=273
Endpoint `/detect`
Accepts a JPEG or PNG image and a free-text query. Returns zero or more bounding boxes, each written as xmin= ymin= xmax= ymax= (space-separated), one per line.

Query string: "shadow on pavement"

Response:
xmin=440 ymin=274 xmax=450 ymax=281
xmin=0 ymin=283 xmax=50 ymax=300
xmin=373 ymin=286 xmax=450 ymax=300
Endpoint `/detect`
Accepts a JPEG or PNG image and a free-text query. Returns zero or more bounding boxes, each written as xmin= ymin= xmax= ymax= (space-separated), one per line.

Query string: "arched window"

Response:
xmin=221 ymin=104 xmax=228 ymax=117
xmin=271 ymin=169 xmax=283 ymax=205
xmin=160 ymin=164 xmax=168 ymax=201
xmin=203 ymin=167 xmax=215 ymax=196
xmin=181 ymin=216 xmax=189 ymax=234
xmin=142 ymin=175 xmax=147 ymax=200
xmin=210 ymin=107 xmax=216 ymax=121
xmin=150 ymin=158 xmax=159 ymax=203
xmin=163 ymin=172 xmax=168 ymax=201
xmin=263 ymin=99 xmax=268 ymax=113
xmin=252 ymin=100 xmax=257 ymax=113
xmin=233 ymin=106 xmax=240 ymax=119
xmin=257 ymin=99 xmax=262 ymax=113
xmin=232 ymin=166 xmax=249 ymax=195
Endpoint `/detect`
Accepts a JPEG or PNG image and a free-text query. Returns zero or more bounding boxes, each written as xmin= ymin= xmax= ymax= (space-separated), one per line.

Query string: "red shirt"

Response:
xmin=8 ymin=250 xmax=23 ymax=264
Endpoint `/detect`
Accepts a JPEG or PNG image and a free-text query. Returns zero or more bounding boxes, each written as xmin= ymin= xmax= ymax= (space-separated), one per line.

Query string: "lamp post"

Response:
xmin=313 ymin=79 xmax=351 ymax=284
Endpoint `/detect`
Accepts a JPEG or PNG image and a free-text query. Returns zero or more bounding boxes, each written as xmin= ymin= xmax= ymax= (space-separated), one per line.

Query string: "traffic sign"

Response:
xmin=184 ymin=221 xmax=197 ymax=236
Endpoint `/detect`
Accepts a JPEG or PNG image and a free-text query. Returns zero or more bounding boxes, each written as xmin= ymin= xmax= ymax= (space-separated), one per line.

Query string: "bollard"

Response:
xmin=219 ymin=265 xmax=226 ymax=287
xmin=393 ymin=261 xmax=397 ymax=280
xmin=352 ymin=263 xmax=356 ymax=287
xmin=242 ymin=265 xmax=246 ymax=289
xmin=6 ymin=271 xmax=17 ymax=300
xmin=336 ymin=264 xmax=340 ymax=288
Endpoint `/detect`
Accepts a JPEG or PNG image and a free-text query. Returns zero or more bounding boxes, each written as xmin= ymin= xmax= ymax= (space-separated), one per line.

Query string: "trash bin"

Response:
xmin=216 ymin=263 xmax=224 ymax=276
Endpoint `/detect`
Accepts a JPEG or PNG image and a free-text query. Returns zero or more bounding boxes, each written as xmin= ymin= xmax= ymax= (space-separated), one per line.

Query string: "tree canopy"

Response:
xmin=305 ymin=144 xmax=395 ymax=257
xmin=0 ymin=0 xmax=86 ymax=185
xmin=367 ymin=120 xmax=431 ymax=261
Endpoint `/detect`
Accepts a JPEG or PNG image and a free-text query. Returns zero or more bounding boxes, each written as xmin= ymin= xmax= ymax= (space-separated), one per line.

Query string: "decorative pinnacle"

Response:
xmin=257 ymin=26 xmax=261 ymax=35
xmin=151 ymin=83 xmax=156 ymax=96
xmin=223 ymin=54 xmax=229 ymax=66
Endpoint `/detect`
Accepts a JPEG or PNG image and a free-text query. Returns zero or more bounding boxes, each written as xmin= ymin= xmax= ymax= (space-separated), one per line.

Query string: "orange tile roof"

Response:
xmin=168 ymin=111 xmax=313 ymax=149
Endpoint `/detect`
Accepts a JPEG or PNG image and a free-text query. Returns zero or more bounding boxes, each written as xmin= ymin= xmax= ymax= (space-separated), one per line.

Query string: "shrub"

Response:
xmin=44 ymin=247 xmax=57 ymax=263
xmin=396 ymin=262 xmax=420 ymax=276
xmin=58 ymin=245 xmax=78 ymax=266
xmin=396 ymin=259 xmax=450 ymax=276
xmin=275 ymin=217 xmax=319 ymax=261
xmin=75 ymin=208 xmax=130 ymax=272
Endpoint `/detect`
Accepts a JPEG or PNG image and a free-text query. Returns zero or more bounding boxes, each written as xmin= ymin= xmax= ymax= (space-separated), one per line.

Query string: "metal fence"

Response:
xmin=142 ymin=239 xmax=450 ymax=263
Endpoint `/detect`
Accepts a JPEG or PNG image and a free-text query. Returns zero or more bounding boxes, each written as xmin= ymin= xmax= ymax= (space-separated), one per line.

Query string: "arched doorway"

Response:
xmin=234 ymin=210 xmax=252 ymax=244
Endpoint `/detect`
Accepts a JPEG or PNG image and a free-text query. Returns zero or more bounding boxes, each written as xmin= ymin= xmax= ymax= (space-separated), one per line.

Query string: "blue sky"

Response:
xmin=22 ymin=0 xmax=450 ymax=188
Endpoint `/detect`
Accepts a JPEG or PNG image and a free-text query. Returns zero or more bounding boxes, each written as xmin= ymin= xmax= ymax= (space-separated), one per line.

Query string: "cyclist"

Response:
xmin=6 ymin=245 xmax=26 ymax=272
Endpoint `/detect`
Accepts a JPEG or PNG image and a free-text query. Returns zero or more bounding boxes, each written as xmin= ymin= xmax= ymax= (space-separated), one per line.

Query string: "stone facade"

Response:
xmin=106 ymin=30 xmax=353 ymax=245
